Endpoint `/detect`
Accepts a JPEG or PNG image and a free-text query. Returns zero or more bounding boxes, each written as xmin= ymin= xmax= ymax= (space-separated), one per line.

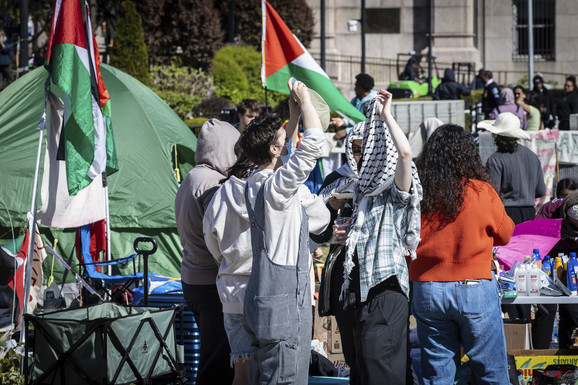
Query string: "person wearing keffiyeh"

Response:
xmin=313 ymin=124 xmax=363 ymax=384
xmin=333 ymin=90 xmax=422 ymax=385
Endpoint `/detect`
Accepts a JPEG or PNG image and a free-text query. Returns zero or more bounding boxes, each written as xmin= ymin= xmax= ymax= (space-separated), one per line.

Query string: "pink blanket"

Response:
xmin=494 ymin=219 xmax=562 ymax=270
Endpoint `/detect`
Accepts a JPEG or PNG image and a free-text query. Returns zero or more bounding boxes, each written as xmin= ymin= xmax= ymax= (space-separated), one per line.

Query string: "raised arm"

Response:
xmin=289 ymin=79 xmax=322 ymax=132
xmin=376 ymin=90 xmax=413 ymax=192
xmin=285 ymin=93 xmax=300 ymax=146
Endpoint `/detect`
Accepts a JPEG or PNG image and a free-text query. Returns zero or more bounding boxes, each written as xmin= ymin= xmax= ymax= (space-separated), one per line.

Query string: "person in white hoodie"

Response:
xmin=204 ymin=100 xmax=301 ymax=385
xmin=238 ymin=79 xmax=330 ymax=384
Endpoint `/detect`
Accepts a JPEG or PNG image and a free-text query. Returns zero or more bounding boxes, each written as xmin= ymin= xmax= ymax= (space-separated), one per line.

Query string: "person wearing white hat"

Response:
xmin=481 ymin=112 xmax=546 ymax=322
xmin=480 ymin=112 xmax=544 ymax=224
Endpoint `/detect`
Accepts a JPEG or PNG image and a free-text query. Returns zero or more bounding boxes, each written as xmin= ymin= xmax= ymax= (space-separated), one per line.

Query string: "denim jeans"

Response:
xmin=411 ymin=279 xmax=509 ymax=385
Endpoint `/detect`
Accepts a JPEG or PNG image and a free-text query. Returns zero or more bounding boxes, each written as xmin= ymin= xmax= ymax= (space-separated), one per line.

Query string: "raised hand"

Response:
xmin=288 ymin=78 xmax=311 ymax=106
xmin=375 ymin=89 xmax=393 ymax=118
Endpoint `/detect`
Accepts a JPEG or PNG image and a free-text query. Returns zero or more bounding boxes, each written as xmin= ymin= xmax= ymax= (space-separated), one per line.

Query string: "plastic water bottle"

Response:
xmin=516 ymin=264 xmax=529 ymax=296
xmin=532 ymin=249 xmax=542 ymax=269
xmin=542 ymin=255 xmax=552 ymax=278
xmin=529 ymin=263 xmax=541 ymax=296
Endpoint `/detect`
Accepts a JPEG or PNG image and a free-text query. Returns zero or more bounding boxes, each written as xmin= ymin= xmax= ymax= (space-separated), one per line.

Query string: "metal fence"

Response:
xmin=316 ymin=53 xmax=470 ymax=88
xmin=316 ymin=53 xmax=568 ymax=89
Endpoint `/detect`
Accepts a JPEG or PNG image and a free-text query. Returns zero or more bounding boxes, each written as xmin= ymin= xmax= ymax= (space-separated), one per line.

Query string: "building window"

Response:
xmin=512 ymin=0 xmax=555 ymax=61
xmin=366 ymin=8 xmax=400 ymax=34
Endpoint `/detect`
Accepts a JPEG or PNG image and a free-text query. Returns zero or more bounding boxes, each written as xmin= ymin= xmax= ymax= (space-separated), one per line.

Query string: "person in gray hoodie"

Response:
xmin=175 ymin=119 xmax=238 ymax=385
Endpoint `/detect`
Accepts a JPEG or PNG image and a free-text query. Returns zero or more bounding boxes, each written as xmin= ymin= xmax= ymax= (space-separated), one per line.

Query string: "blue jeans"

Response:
xmin=411 ymin=279 xmax=509 ymax=385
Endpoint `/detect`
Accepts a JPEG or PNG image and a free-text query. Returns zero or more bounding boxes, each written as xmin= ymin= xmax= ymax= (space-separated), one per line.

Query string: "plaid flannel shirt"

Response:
xmin=355 ymin=184 xmax=412 ymax=302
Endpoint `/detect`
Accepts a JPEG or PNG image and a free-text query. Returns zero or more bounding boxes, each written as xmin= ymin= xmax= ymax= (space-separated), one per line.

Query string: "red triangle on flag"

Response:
xmin=263 ymin=1 xmax=305 ymax=78
xmin=46 ymin=0 xmax=88 ymax=63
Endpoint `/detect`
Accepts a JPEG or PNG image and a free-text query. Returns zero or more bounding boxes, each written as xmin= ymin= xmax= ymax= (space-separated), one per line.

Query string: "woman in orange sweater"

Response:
xmin=410 ymin=124 xmax=515 ymax=385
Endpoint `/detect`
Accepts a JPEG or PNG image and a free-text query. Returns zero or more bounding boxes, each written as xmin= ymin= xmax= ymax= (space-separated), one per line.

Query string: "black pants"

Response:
xmin=182 ymin=282 xmax=234 ymax=385
xmin=533 ymin=304 xmax=557 ymax=349
xmin=330 ymin=248 xmax=359 ymax=384
xmin=353 ymin=278 xmax=408 ymax=385
xmin=559 ymin=304 xmax=578 ymax=348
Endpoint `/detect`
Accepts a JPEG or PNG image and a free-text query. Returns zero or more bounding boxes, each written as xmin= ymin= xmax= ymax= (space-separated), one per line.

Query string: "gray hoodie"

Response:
xmin=175 ymin=119 xmax=239 ymax=285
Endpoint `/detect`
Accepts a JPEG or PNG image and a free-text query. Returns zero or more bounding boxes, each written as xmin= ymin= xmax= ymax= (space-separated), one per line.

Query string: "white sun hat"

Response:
xmin=477 ymin=112 xmax=530 ymax=140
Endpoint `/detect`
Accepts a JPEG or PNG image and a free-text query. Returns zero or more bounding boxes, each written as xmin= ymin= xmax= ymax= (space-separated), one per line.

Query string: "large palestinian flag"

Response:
xmin=261 ymin=1 xmax=365 ymax=123
xmin=45 ymin=0 xmax=117 ymax=196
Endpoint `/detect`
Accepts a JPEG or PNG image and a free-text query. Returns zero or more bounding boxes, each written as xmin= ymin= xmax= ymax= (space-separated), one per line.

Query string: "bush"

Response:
xmin=193 ymin=97 xmax=231 ymax=119
xmin=212 ymin=45 xmax=286 ymax=106
xmin=110 ymin=1 xmax=150 ymax=84
xmin=150 ymin=62 xmax=212 ymax=120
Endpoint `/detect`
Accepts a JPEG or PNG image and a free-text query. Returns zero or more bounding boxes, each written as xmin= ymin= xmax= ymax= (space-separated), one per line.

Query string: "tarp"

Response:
xmin=0 ymin=64 xmax=197 ymax=280
xmin=495 ymin=219 xmax=563 ymax=270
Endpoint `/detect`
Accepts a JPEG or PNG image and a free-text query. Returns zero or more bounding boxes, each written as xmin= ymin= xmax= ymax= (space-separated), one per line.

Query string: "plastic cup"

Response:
xmin=332 ymin=217 xmax=352 ymax=244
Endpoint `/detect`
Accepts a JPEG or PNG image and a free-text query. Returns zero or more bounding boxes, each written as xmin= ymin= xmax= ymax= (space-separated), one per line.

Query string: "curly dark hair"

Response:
xmin=417 ymin=124 xmax=495 ymax=223
xmin=238 ymin=113 xmax=283 ymax=167
xmin=494 ymin=135 xmax=518 ymax=153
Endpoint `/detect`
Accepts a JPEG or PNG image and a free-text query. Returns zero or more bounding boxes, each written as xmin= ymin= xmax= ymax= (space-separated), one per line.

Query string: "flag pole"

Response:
xmin=102 ymin=171 xmax=112 ymax=274
xmin=20 ymin=76 xmax=50 ymax=343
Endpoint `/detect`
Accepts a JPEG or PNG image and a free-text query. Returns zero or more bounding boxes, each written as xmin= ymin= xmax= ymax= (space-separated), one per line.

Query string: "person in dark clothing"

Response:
xmin=433 ymin=68 xmax=471 ymax=100
xmin=557 ymin=76 xmax=578 ymax=130
xmin=532 ymin=182 xmax=577 ymax=350
xmin=0 ymin=29 xmax=13 ymax=90
xmin=530 ymin=74 xmax=557 ymax=129
xmin=471 ymin=68 xmax=485 ymax=90
xmin=483 ymin=113 xmax=545 ymax=224
xmin=480 ymin=70 xmax=501 ymax=119
xmin=312 ymin=130 xmax=360 ymax=385
xmin=399 ymin=53 xmax=424 ymax=83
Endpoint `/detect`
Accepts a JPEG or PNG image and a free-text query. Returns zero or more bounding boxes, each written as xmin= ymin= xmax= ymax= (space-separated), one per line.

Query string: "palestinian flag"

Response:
xmin=45 ymin=0 xmax=117 ymax=196
xmin=261 ymin=1 xmax=365 ymax=123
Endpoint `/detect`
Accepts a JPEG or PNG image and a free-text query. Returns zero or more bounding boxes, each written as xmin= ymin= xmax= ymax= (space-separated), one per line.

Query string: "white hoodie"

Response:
xmin=204 ymin=176 xmax=252 ymax=314
xmin=204 ymin=128 xmax=330 ymax=314
xmin=245 ymin=128 xmax=330 ymax=266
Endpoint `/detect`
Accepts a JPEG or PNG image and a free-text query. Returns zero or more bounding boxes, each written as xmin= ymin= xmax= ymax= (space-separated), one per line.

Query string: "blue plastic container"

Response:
xmin=146 ymin=293 xmax=199 ymax=385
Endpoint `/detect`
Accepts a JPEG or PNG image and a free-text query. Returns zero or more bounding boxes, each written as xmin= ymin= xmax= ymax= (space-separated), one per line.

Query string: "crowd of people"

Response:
xmin=174 ymin=70 xmax=577 ymax=385
xmin=477 ymin=70 xmax=578 ymax=131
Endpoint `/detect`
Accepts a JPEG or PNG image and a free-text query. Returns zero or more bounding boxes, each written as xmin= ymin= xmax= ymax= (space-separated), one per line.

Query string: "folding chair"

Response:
xmin=78 ymin=229 xmax=157 ymax=305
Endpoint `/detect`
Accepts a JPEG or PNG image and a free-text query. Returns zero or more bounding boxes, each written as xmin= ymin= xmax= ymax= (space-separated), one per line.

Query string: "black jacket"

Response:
xmin=433 ymin=69 xmax=471 ymax=100
xmin=557 ymin=91 xmax=578 ymax=130
xmin=530 ymin=87 xmax=557 ymax=128
xmin=482 ymin=80 xmax=501 ymax=117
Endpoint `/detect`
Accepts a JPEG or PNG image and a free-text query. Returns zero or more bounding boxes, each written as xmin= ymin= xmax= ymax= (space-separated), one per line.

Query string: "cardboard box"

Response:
xmin=508 ymin=349 xmax=578 ymax=384
xmin=330 ymin=316 xmax=343 ymax=354
xmin=326 ymin=352 xmax=348 ymax=369
xmin=313 ymin=300 xmax=344 ymax=355
xmin=504 ymin=321 xmax=533 ymax=351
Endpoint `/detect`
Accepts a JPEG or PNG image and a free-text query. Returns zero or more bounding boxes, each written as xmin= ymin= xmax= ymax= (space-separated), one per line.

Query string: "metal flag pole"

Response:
xmin=102 ymin=172 xmax=112 ymax=275
xmin=20 ymin=75 xmax=50 ymax=343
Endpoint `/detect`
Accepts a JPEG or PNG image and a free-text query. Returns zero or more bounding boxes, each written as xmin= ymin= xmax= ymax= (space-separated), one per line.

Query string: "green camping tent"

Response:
xmin=0 ymin=64 xmax=196 ymax=281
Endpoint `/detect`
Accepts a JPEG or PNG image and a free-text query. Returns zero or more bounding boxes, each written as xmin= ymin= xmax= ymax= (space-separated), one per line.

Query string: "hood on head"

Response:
xmin=500 ymin=88 xmax=515 ymax=105
xmin=442 ymin=68 xmax=455 ymax=83
xmin=195 ymin=119 xmax=240 ymax=175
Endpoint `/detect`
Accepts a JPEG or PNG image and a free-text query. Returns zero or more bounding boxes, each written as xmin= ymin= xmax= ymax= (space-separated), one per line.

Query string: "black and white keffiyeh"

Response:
xmin=317 ymin=123 xmax=363 ymax=203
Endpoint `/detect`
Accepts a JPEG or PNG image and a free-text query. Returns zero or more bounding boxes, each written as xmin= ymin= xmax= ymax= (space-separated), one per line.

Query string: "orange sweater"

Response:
xmin=410 ymin=180 xmax=515 ymax=282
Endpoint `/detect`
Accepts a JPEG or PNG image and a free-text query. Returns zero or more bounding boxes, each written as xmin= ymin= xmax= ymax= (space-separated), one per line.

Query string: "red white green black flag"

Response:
xmin=45 ymin=0 xmax=117 ymax=196
xmin=261 ymin=1 xmax=365 ymax=123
